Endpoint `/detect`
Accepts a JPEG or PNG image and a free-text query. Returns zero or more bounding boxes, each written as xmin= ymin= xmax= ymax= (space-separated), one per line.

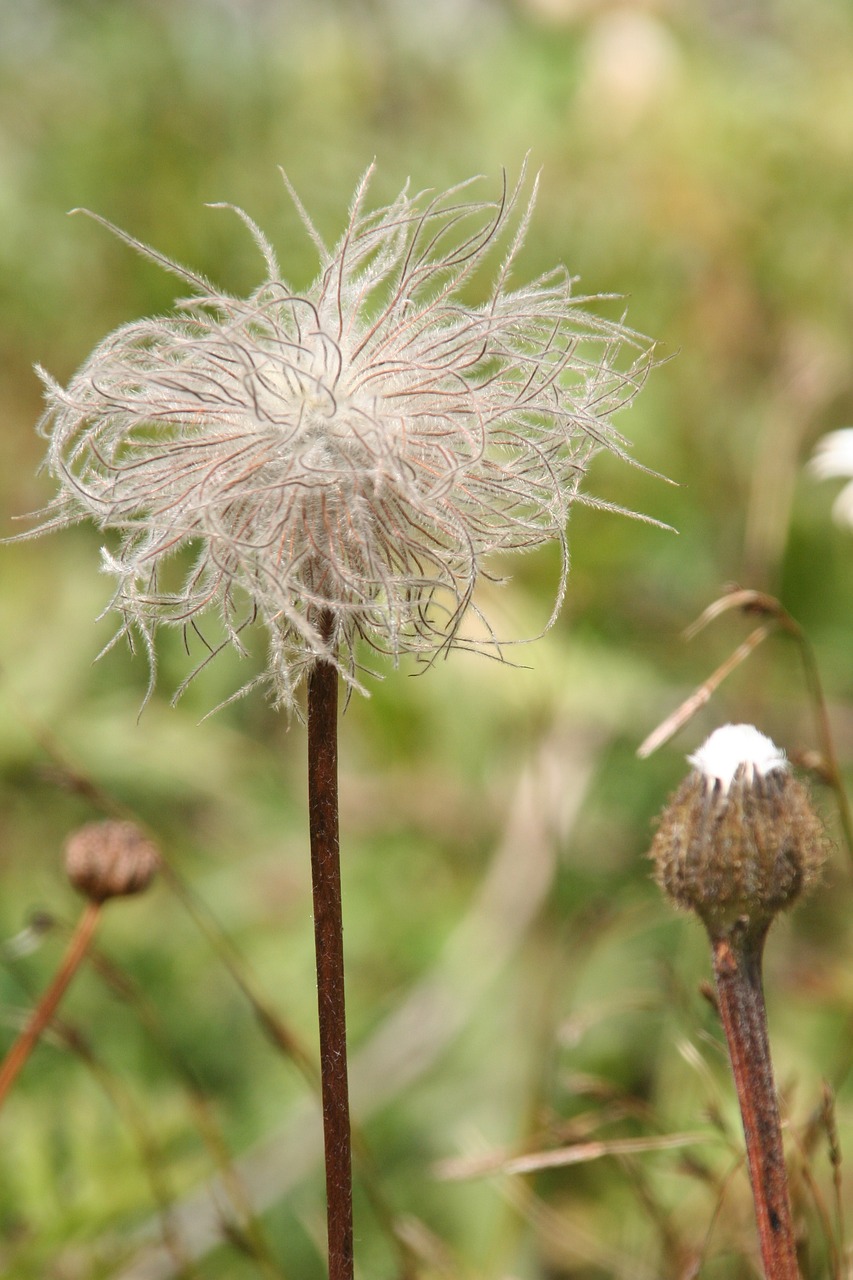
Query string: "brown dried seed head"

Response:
xmin=64 ymin=820 xmax=160 ymax=903
xmin=649 ymin=725 xmax=826 ymax=934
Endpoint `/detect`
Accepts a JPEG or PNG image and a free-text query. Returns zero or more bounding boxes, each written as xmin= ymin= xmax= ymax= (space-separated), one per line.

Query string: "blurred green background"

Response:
xmin=2 ymin=1 xmax=853 ymax=1276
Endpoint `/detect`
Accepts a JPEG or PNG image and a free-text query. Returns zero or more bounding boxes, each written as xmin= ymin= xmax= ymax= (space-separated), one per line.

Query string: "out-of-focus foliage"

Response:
xmin=1 ymin=1 xmax=853 ymax=1276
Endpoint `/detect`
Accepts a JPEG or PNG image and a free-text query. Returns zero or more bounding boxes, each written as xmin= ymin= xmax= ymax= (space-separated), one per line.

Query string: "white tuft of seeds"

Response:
xmin=688 ymin=724 xmax=787 ymax=792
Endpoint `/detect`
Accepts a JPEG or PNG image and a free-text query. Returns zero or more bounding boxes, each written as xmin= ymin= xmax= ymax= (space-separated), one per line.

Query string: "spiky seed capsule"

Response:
xmin=649 ymin=724 xmax=825 ymax=934
xmin=64 ymin=820 xmax=160 ymax=902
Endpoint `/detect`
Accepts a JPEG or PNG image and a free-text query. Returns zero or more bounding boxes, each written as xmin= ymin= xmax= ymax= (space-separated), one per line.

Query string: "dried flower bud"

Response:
xmin=649 ymin=724 xmax=825 ymax=934
xmin=64 ymin=820 xmax=160 ymax=903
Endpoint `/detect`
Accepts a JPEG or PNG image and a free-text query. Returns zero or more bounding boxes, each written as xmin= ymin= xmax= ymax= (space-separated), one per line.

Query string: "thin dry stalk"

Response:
xmin=822 ymin=1083 xmax=846 ymax=1268
xmin=307 ymin=619 xmax=353 ymax=1280
xmin=638 ymin=623 xmax=771 ymax=758
xmin=436 ymin=1130 xmax=711 ymax=1180
xmin=0 ymin=899 xmax=101 ymax=1109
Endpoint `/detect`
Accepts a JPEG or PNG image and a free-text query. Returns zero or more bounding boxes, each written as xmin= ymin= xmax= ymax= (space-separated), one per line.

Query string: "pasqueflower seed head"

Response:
xmin=650 ymin=724 xmax=825 ymax=935
xmin=28 ymin=164 xmax=654 ymax=710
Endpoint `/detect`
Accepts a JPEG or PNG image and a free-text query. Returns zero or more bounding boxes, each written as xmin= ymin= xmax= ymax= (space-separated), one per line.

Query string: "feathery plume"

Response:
xmin=30 ymin=164 xmax=654 ymax=709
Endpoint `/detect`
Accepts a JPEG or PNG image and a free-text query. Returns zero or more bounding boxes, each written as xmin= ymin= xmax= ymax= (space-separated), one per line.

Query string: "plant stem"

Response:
xmin=710 ymin=923 xmax=800 ymax=1280
xmin=0 ymin=899 xmax=101 ymax=1109
xmin=307 ymin=637 xmax=353 ymax=1280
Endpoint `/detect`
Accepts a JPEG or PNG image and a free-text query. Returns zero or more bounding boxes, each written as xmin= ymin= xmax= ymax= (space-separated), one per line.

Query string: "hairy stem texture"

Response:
xmin=307 ymin=643 xmax=353 ymax=1280
xmin=711 ymin=928 xmax=800 ymax=1280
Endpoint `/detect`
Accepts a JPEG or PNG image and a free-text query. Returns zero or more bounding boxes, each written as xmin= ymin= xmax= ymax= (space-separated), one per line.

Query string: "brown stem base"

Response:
xmin=307 ymin=649 xmax=353 ymax=1280
xmin=711 ymin=923 xmax=799 ymax=1280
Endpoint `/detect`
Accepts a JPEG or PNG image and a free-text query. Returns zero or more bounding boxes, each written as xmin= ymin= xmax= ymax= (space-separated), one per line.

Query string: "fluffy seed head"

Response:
xmin=65 ymin=820 xmax=160 ymax=902
xmin=650 ymin=725 xmax=825 ymax=935
xmin=30 ymin=164 xmax=654 ymax=710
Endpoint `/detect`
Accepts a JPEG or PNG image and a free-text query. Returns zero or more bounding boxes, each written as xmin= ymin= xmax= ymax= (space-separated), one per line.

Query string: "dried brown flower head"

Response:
xmin=650 ymin=724 xmax=825 ymax=935
xmin=65 ymin=820 xmax=160 ymax=902
xmin=29 ymin=164 xmax=655 ymax=710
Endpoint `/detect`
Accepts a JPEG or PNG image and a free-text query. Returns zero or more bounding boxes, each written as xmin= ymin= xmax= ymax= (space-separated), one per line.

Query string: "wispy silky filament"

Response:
xmin=31 ymin=164 xmax=654 ymax=709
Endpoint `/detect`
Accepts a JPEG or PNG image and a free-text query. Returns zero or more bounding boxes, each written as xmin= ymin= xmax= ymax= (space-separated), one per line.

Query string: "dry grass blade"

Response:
xmin=792 ymin=1138 xmax=841 ymax=1280
xmin=681 ymin=587 xmax=784 ymax=641
xmin=790 ymin=1086 xmax=844 ymax=1280
xmin=823 ymin=1082 xmax=846 ymax=1263
xmin=696 ymin=1155 xmax=750 ymax=1274
xmin=637 ymin=625 xmax=771 ymax=759
xmin=435 ymin=1130 xmax=715 ymax=1180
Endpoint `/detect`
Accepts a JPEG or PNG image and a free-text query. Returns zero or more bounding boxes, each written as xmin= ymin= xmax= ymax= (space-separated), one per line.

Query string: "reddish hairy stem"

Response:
xmin=307 ymin=643 xmax=353 ymax=1280
xmin=0 ymin=900 xmax=102 ymax=1109
xmin=711 ymin=926 xmax=800 ymax=1280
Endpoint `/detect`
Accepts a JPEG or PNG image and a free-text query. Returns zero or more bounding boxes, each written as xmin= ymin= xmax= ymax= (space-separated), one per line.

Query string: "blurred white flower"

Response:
xmin=577 ymin=10 xmax=680 ymax=134
xmin=810 ymin=429 xmax=853 ymax=527
xmin=31 ymin=165 xmax=654 ymax=710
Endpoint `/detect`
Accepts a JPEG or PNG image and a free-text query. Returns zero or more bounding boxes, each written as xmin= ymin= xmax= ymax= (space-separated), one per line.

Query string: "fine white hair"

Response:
xmin=688 ymin=724 xmax=787 ymax=792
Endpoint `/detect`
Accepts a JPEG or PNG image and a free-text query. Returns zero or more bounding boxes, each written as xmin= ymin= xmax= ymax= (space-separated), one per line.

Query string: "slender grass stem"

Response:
xmin=307 ymin=628 xmax=353 ymax=1280
xmin=0 ymin=899 xmax=101 ymax=1109
xmin=710 ymin=923 xmax=800 ymax=1280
